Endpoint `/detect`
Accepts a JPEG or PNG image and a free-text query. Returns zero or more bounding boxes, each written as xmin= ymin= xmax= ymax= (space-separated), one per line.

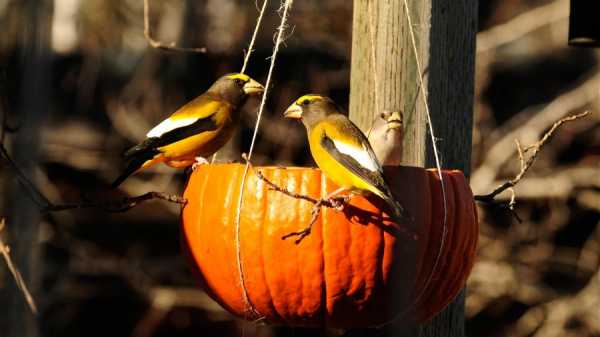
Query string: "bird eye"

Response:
xmin=300 ymin=99 xmax=309 ymax=106
xmin=234 ymin=79 xmax=243 ymax=85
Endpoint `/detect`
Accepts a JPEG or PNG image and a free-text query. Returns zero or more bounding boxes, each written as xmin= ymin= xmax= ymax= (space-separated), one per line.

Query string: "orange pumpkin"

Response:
xmin=181 ymin=164 xmax=478 ymax=328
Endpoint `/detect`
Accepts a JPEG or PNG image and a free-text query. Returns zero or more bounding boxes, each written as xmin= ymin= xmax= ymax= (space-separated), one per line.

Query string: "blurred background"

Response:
xmin=0 ymin=0 xmax=598 ymax=336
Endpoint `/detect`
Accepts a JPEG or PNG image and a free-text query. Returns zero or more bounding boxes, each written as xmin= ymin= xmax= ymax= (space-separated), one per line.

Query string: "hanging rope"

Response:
xmin=241 ymin=0 xmax=269 ymax=74
xmin=211 ymin=0 xmax=269 ymax=164
xmin=366 ymin=1 xmax=380 ymax=138
xmin=233 ymin=0 xmax=294 ymax=319
xmin=400 ymin=0 xmax=450 ymax=311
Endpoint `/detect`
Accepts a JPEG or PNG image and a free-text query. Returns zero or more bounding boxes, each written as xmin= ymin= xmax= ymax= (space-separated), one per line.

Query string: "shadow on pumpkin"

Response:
xmin=340 ymin=195 xmax=419 ymax=242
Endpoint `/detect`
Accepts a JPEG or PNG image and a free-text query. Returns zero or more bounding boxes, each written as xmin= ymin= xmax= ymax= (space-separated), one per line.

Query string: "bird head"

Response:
xmin=209 ymin=73 xmax=264 ymax=106
xmin=284 ymin=94 xmax=341 ymax=128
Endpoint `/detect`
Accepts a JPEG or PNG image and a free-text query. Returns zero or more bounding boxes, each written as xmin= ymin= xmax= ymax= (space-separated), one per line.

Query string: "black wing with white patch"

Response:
xmin=124 ymin=116 xmax=218 ymax=158
xmin=319 ymin=129 xmax=388 ymax=193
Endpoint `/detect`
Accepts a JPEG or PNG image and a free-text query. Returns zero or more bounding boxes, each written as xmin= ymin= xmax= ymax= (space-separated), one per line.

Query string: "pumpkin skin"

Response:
xmin=181 ymin=164 xmax=478 ymax=328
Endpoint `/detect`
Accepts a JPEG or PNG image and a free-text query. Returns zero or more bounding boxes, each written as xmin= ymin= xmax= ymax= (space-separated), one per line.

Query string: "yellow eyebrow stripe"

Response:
xmin=296 ymin=94 xmax=324 ymax=104
xmin=226 ymin=73 xmax=250 ymax=81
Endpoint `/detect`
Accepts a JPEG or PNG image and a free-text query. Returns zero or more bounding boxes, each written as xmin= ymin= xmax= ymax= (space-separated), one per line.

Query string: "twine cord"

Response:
xmin=233 ymin=0 xmax=294 ymax=319
xmin=211 ymin=0 xmax=269 ymax=165
xmin=400 ymin=0 xmax=449 ymax=309
xmin=241 ymin=0 xmax=269 ymax=75
xmin=366 ymin=1 xmax=381 ymax=138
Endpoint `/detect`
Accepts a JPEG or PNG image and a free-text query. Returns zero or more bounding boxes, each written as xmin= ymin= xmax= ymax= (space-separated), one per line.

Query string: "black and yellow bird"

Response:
xmin=111 ymin=73 xmax=264 ymax=188
xmin=283 ymin=94 xmax=409 ymax=221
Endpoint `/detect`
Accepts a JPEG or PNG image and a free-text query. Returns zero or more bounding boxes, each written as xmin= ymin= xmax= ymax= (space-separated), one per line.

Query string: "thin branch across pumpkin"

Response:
xmin=242 ymin=153 xmax=347 ymax=244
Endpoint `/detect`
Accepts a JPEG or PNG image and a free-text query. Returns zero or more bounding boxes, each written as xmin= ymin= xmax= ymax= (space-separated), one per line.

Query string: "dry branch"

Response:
xmin=476 ymin=0 xmax=569 ymax=54
xmin=260 ymin=169 xmax=346 ymax=243
xmin=0 ymin=218 xmax=37 ymax=314
xmin=42 ymin=191 xmax=186 ymax=213
xmin=0 ymin=142 xmax=186 ymax=214
xmin=242 ymin=153 xmax=346 ymax=244
xmin=475 ymin=111 xmax=590 ymax=204
xmin=471 ymin=72 xmax=600 ymax=194
xmin=143 ymin=0 xmax=206 ymax=53
xmin=485 ymin=166 xmax=599 ymax=200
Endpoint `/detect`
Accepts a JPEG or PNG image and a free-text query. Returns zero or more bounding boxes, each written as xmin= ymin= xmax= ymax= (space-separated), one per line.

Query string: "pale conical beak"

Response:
xmin=283 ymin=103 xmax=302 ymax=119
xmin=242 ymin=79 xmax=265 ymax=95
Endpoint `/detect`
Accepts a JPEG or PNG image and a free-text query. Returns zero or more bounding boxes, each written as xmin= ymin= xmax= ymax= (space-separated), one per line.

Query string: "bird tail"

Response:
xmin=111 ymin=147 xmax=159 ymax=189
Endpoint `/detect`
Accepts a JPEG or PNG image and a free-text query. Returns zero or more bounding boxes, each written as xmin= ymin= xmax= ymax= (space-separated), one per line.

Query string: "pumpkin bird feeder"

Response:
xmin=182 ymin=164 xmax=478 ymax=327
xmin=180 ymin=0 xmax=478 ymax=329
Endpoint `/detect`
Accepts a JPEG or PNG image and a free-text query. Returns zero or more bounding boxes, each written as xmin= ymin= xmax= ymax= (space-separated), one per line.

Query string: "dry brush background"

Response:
xmin=0 ymin=0 xmax=599 ymax=337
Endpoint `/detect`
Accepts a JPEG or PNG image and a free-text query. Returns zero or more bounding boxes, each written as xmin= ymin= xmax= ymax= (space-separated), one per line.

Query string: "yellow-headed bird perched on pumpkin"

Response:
xmin=284 ymin=94 xmax=409 ymax=222
xmin=111 ymin=73 xmax=264 ymax=188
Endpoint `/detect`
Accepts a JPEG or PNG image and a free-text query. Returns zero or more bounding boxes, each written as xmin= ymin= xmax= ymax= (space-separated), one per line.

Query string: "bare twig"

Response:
xmin=240 ymin=0 xmax=268 ymax=74
xmin=476 ymin=0 xmax=569 ymax=54
xmin=471 ymin=73 xmax=600 ymax=193
xmin=1 ymin=142 xmax=186 ymax=213
xmin=42 ymin=192 xmax=186 ymax=213
xmin=143 ymin=0 xmax=206 ymax=53
xmin=255 ymin=170 xmax=319 ymax=205
xmin=256 ymin=170 xmax=346 ymax=243
xmin=485 ymin=166 xmax=599 ymax=200
xmin=474 ymin=111 xmax=590 ymax=205
xmin=242 ymin=153 xmax=345 ymax=244
xmin=0 ymin=143 xmax=51 ymax=208
xmin=279 ymin=197 xmax=341 ymax=244
xmin=0 ymin=218 xmax=38 ymax=314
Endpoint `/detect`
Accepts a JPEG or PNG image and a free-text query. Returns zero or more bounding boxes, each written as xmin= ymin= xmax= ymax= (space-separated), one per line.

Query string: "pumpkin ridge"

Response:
xmin=414 ymin=170 xmax=455 ymax=320
xmin=308 ymin=170 xmax=327 ymax=322
xmin=294 ymin=169 xmax=306 ymax=321
xmin=410 ymin=169 xmax=434 ymax=311
xmin=257 ymin=168 xmax=278 ymax=321
xmin=230 ymin=165 xmax=252 ymax=316
xmin=376 ymin=210 xmax=386 ymax=319
xmin=450 ymin=173 xmax=474 ymax=305
xmin=436 ymin=172 xmax=461 ymax=309
xmin=410 ymin=170 xmax=444 ymax=317
xmin=450 ymin=173 xmax=478 ymax=300
xmin=453 ymin=172 xmax=472 ymax=284
xmin=319 ymin=169 xmax=329 ymax=325
xmin=460 ymin=174 xmax=477 ymax=296
xmin=235 ymin=165 xmax=264 ymax=320
xmin=263 ymin=168 xmax=289 ymax=323
xmin=434 ymin=171 xmax=458 ymax=314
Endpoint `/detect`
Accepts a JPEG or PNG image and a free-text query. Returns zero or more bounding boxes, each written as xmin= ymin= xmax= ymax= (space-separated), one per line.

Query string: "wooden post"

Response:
xmin=1 ymin=1 xmax=52 ymax=337
xmin=349 ymin=0 xmax=476 ymax=336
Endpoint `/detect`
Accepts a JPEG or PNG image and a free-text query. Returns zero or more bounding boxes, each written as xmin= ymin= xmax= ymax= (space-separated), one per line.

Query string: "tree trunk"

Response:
xmin=1 ymin=1 xmax=52 ymax=337
xmin=349 ymin=0 xmax=476 ymax=336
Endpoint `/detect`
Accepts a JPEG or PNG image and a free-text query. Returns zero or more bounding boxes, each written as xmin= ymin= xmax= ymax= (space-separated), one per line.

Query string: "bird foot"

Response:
xmin=192 ymin=157 xmax=209 ymax=171
xmin=327 ymin=195 xmax=353 ymax=211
